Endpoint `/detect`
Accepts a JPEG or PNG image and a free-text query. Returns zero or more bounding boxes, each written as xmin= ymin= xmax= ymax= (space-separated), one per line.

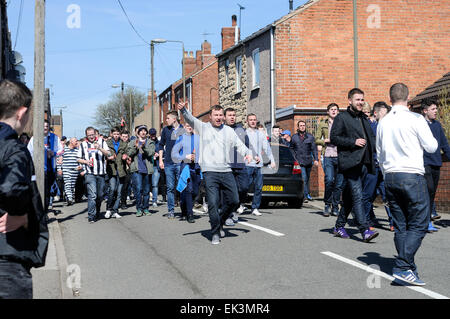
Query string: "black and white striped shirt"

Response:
xmin=62 ymin=146 xmax=79 ymax=174
xmin=77 ymin=139 xmax=109 ymax=175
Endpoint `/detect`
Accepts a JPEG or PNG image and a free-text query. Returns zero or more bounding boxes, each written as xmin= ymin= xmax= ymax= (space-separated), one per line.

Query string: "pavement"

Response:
xmin=31 ymin=196 xmax=449 ymax=299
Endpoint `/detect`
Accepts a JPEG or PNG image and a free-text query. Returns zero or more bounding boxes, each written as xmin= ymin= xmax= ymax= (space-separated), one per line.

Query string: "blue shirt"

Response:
xmin=158 ymin=124 xmax=184 ymax=165
xmin=137 ymin=140 xmax=148 ymax=173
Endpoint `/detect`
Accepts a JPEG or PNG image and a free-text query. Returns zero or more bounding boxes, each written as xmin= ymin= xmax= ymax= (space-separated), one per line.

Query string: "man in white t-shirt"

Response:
xmin=376 ymin=83 xmax=437 ymax=286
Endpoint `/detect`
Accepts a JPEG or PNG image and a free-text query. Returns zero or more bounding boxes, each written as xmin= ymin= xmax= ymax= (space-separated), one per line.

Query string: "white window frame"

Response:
xmin=252 ymin=48 xmax=260 ymax=89
xmin=235 ymin=55 xmax=242 ymax=94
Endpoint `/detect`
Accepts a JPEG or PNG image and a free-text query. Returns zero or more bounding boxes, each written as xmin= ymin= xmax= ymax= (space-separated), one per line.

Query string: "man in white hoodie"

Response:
xmin=246 ymin=114 xmax=275 ymax=216
xmin=377 ymin=83 xmax=437 ymax=286
xmin=177 ymin=102 xmax=252 ymax=245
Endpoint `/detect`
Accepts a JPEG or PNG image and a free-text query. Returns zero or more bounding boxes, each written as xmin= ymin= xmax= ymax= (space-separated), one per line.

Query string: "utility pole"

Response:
xmin=33 ymin=0 xmax=46 ymax=201
xmin=151 ymin=42 xmax=155 ymax=133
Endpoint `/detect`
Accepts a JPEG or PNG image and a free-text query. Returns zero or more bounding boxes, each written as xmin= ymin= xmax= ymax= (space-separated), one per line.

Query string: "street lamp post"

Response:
xmin=151 ymin=38 xmax=186 ymax=133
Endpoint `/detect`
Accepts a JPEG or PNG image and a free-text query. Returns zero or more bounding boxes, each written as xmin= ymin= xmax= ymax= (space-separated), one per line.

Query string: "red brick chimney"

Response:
xmin=221 ymin=15 xmax=239 ymax=51
xmin=183 ymin=51 xmax=197 ymax=76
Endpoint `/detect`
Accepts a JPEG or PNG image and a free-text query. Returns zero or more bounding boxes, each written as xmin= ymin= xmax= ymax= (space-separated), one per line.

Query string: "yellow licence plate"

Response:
xmin=262 ymin=185 xmax=284 ymax=192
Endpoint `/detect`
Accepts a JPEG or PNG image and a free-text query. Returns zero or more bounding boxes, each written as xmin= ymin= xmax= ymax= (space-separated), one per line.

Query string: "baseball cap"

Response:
xmin=281 ymin=130 xmax=291 ymax=136
xmin=149 ymin=128 xmax=157 ymax=135
xmin=137 ymin=125 xmax=148 ymax=134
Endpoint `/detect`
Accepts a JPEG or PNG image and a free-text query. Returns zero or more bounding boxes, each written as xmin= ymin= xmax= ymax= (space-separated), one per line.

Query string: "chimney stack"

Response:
xmin=289 ymin=0 xmax=294 ymax=12
xmin=221 ymin=15 xmax=240 ymax=51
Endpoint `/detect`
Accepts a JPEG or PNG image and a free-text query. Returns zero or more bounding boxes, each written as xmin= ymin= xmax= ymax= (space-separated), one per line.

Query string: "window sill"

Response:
xmin=251 ymin=85 xmax=260 ymax=91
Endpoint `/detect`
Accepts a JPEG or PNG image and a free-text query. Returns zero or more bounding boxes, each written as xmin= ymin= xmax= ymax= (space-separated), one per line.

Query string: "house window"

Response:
xmin=235 ymin=55 xmax=242 ymax=93
xmin=225 ymin=59 xmax=230 ymax=87
xmin=252 ymin=49 xmax=260 ymax=89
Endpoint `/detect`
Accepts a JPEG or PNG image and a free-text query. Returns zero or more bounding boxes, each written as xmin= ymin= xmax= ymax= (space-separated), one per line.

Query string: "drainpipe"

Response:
xmin=353 ymin=0 xmax=359 ymax=87
xmin=270 ymin=26 xmax=276 ymax=128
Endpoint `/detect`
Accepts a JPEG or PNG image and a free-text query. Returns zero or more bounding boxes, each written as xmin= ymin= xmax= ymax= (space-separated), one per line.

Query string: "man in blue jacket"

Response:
xmin=290 ymin=120 xmax=318 ymax=202
xmin=172 ymin=122 xmax=200 ymax=223
xmin=421 ymin=98 xmax=450 ymax=232
xmin=158 ymin=111 xmax=184 ymax=219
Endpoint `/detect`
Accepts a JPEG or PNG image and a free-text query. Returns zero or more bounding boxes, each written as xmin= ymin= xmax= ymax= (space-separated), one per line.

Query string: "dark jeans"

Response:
xmin=204 ymin=171 xmax=239 ymax=236
xmin=323 ymin=157 xmax=344 ymax=211
xmin=107 ymin=175 xmax=124 ymax=213
xmin=194 ymin=179 xmax=206 ymax=205
xmin=44 ymin=170 xmax=56 ymax=212
xmin=0 ymin=259 xmax=32 ymax=299
xmin=85 ymin=174 xmax=105 ymax=220
xmin=180 ymin=165 xmax=201 ymax=218
xmin=385 ymin=173 xmax=429 ymax=273
xmin=132 ymin=172 xmax=151 ymax=211
xmin=246 ymin=166 xmax=263 ymax=210
xmin=335 ymin=164 xmax=371 ymax=234
xmin=233 ymin=168 xmax=249 ymax=203
xmin=301 ymin=164 xmax=312 ymax=197
xmin=120 ymin=173 xmax=131 ymax=206
xmin=424 ymin=165 xmax=440 ymax=220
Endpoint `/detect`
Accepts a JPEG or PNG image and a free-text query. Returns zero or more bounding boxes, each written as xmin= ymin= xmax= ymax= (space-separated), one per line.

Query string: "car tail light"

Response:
xmin=292 ymin=161 xmax=302 ymax=174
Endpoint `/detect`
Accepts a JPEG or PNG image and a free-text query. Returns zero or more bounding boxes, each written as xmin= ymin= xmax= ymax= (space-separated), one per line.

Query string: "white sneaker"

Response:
xmin=237 ymin=205 xmax=245 ymax=214
xmin=54 ymin=195 xmax=60 ymax=202
xmin=203 ymin=203 xmax=208 ymax=213
xmin=152 ymin=202 xmax=158 ymax=208
xmin=252 ymin=209 xmax=262 ymax=216
xmin=105 ymin=210 xmax=112 ymax=219
xmin=112 ymin=212 xmax=121 ymax=219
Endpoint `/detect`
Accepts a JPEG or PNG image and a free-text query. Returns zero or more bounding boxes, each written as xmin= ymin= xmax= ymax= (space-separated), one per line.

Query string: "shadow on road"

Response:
xmin=356 ymin=252 xmax=396 ymax=275
xmin=182 ymin=228 xmax=250 ymax=240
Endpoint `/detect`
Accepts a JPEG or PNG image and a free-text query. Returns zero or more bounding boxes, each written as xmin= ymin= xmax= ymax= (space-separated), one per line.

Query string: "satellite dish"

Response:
xmin=10 ymin=51 xmax=23 ymax=66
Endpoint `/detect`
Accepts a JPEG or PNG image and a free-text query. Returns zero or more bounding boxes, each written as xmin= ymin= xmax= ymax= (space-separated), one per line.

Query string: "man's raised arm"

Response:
xmin=177 ymin=101 xmax=204 ymax=134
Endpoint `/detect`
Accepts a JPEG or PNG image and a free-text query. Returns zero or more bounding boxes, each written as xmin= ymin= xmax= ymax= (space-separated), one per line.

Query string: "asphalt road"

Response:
xmin=35 ymin=198 xmax=450 ymax=299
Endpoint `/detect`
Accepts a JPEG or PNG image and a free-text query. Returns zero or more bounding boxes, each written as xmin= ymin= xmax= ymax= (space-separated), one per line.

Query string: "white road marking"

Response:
xmin=237 ymin=221 xmax=285 ymax=237
xmin=321 ymin=251 xmax=449 ymax=299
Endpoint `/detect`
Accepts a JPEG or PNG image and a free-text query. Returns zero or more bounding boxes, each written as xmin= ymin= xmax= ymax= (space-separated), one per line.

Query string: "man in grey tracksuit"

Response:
xmin=177 ymin=102 xmax=252 ymax=245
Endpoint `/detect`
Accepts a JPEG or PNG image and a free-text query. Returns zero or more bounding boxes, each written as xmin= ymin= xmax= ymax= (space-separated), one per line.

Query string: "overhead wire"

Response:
xmin=13 ymin=0 xmax=24 ymax=50
xmin=116 ymin=0 xmax=150 ymax=46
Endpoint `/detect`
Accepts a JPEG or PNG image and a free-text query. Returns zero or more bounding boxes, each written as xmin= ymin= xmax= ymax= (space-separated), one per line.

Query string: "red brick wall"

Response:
xmin=435 ymin=161 xmax=450 ymax=215
xmin=192 ymin=60 xmax=219 ymax=118
xmin=274 ymin=0 xmax=450 ymax=110
xmin=274 ymin=0 xmax=450 ymax=199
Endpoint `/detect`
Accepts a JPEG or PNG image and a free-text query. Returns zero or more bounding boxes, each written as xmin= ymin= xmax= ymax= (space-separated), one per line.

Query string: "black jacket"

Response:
xmin=330 ymin=106 xmax=376 ymax=174
xmin=0 ymin=122 xmax=48 ymax=267
xmin=290 ymin=131 xmax=318 ymax=166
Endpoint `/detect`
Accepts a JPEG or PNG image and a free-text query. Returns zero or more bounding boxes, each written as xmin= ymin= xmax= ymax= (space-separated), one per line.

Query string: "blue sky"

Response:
xmin=7 ymin=0 xmax=307 ymax=138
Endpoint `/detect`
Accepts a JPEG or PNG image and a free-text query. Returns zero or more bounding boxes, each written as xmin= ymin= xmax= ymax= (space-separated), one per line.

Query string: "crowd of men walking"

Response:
xmin=0 ymin=79 xmax=449 ymax=298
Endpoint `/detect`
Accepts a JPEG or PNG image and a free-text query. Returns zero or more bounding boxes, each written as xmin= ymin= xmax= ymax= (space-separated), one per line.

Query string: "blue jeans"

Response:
xmin=204 ymin=171 xmax=239 ymax=236
xmin=85 ymin=174 xmax=105 ymax=220
xmin=247 ymin=166 xmax=263 ymax=210
xmin=132 ymin=172 xmax=151 ymax=211
xmin=180 ymin=164 xmax=201 ymax=218
xmin=323 ymin=157 xmax=344 ymax=211
xmin=107 ymin=175 xmax=124 ymax=213
xmin=335 ymin=164 xmax=371 ymax=234
xmin=385 ymin=173 xmax=429 ymax=274
xmin=301 ymin=164 xmax=312 ymax=197
xmin=151 ymin=167 xmax=160 ymax=205
xmin=164 ymin=163 xmax=180 ymax=213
